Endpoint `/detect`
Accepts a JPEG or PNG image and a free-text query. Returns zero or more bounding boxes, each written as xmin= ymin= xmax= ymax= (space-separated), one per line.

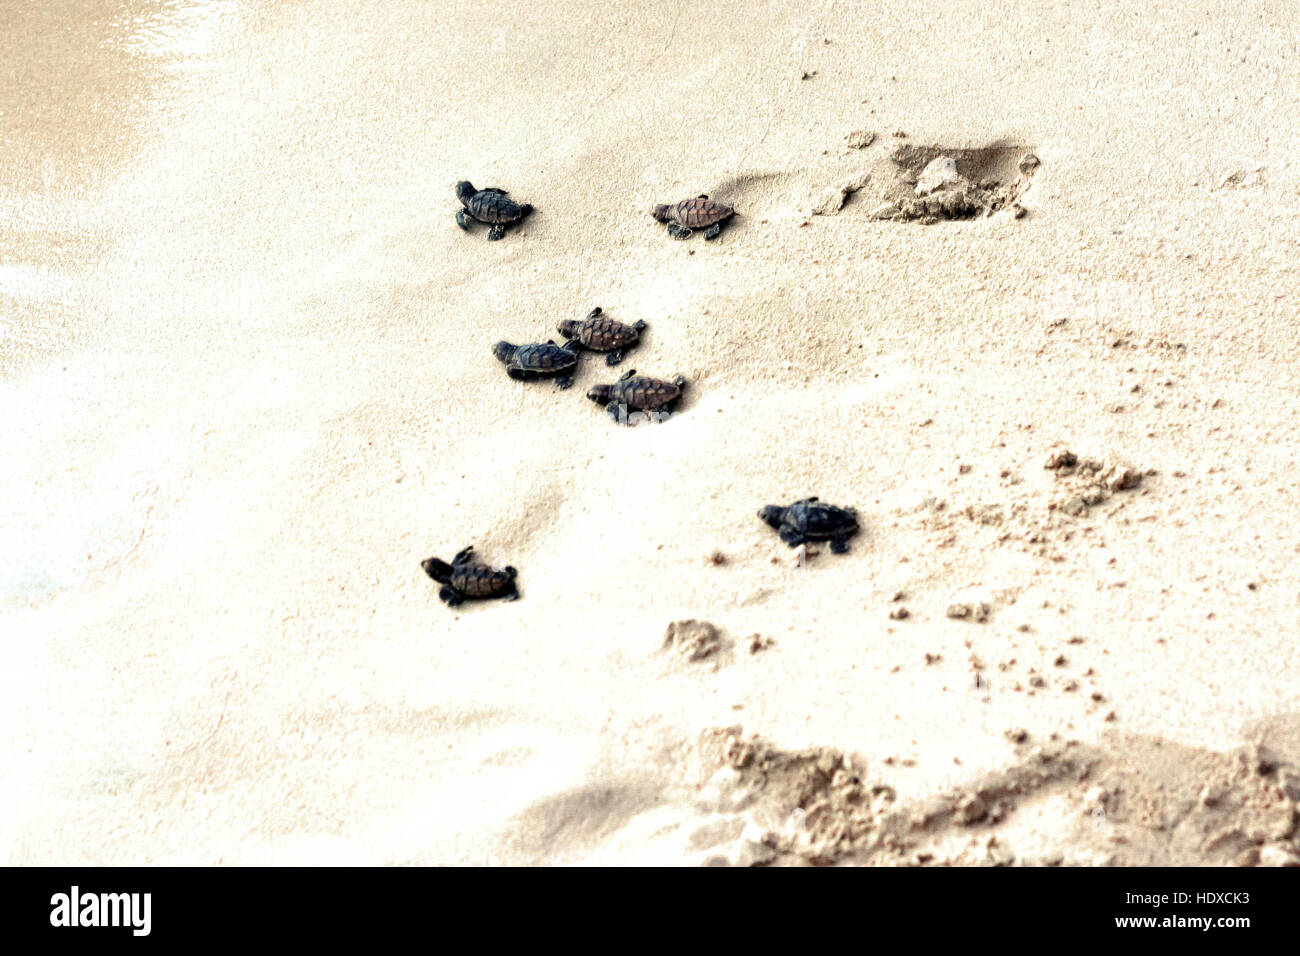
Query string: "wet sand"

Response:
xmin=3 ymin=0 xmax=1299 ymax=865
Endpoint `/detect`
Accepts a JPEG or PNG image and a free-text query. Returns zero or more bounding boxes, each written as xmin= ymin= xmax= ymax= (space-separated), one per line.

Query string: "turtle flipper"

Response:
xmin=607 ymin=402 xmax=631 ymax=425
xmin=438 ymin=585 xmax=464 ymax=607
xmin=633 ymin=320 xmax=647 ymax=332
xmin=555 ymin=375 xmax=574 ymax=390
xmin=666 ymin=222 xmax=692 ymax=240
xmin=483 ymin=187 xmax=508 ymax=195
xmin=778 ymin=527 xmax=805 ymax=548
xmin=605 ymin=350 xmax=624 ymax=366
xmin=487 ymin=224 xmax=506 ymax=241
xmin=830 ymin=536 xmax=851 ymax=554
xmin=507 ymin=366 xmax=538 ymax=382
xmin=617 ymin=368 xmax=636 ymax=381
xmin=453 ymin=546 xmax=475 ymax=564
xmin=703 ymin=223 xmax=723 ymax=240
xmin=456 ymin=209 xmax=472 ymax=231
xmin=586 ymin=306 xmax=602 ymax=320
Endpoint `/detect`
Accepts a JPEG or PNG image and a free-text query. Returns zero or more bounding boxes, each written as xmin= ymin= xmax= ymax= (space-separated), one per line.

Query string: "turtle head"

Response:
xmin=456 ymin=181 xmax=477 ymax=203
xmin=492 ymin=341 xmax=517 ymax=364
xmin=586 ymin=384 xmax=613 ymax=405
xmin=421 ymin=557 xmax=453 ymax=584
xmin=557 ymin=319 xmax=578 ymax=338
xmin=650 ymin=204 xmax=671 ymax=223
xmin=758 ymin=505 xmax=786 ymax=529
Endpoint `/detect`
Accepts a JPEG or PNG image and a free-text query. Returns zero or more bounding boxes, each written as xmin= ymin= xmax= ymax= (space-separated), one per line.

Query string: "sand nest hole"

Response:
xmin=870 ymin=143 xmax=1040 ymax=223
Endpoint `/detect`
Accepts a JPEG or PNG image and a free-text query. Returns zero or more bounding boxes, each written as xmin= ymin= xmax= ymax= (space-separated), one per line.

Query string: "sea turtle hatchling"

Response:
xmin=557 ymin=307 xmax=647 ymax=366
xmin=586 ymin=368 xmax=687 ymax=424
xmin=456 ymin=181 xmax=533 ymax=241
xmin=758 ymin=498 xmax=860 ymax=553
xmin=492 ymin=339 xmax=581 ymax=388
xmin=421 ymin=546 xmax=519 ymax=606
xmin=650 ymin=194 xmax=735 ymax=240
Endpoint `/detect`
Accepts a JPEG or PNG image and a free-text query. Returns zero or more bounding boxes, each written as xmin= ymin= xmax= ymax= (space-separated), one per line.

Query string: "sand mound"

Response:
xmin=683 ymin=720 xmax=1300 ymax=866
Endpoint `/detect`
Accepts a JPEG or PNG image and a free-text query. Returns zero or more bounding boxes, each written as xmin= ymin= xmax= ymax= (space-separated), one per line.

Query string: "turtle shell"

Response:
xmin=511 ymin=342 xmax=578 ymax=372
xmin=452 ymin=562 xmax=516 ymax=598
xmin=466 ymin=190 xmax=530 ymax=225
xmin=572 ymin=314 xmax=641 ymax=351
xmin=785 ymin=500 xmax=858 ymax=538
xmin=668 ymin=197 xmax=733 ymax=228
xmin=611 ymin=375 xmax=682 ymax=410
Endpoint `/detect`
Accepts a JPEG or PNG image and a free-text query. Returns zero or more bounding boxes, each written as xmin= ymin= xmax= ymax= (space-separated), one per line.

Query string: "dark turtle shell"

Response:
xmin=458 ymin=181 xmax=532 ymax=224
xmin=493 ymin=341 xmax=578 ymax=373
xmin=558 ymin=308 xmax=645 ymax=352
xmin=653 ymin=196 xmax=734 ymax=228
xmin=467 ymin=191 xmax=530 ymax=224
xmin=759 ymin=498 xmax=859 ymax=552
xmin=781 ymin=499 xmax=858 ymax=538
xmin=422 ymin=546 xmax=519 ymax=603
xmin=452 ymin=562 xmax=517 ymax=598
xmin=605 ymin=374 xmax=684 ymax=410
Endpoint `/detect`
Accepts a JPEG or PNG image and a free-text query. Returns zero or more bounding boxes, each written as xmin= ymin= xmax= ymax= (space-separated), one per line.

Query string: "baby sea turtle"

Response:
xmin=557 ymin=307 xmax=647 ymax=366
xmin=421 ymin=546 xmax=519 ymax=606
xmin=650 ymin=194 xmax=735 ymax=240
xmin=586 ymin=368 xmax=687 ymax=424
xmin=493 ymin=339 xmax=581 ymax=388
xmin=758 ymin=498 xmax=859 ymax=553
xmin=456 ymin=181 xmax=533 ymax=241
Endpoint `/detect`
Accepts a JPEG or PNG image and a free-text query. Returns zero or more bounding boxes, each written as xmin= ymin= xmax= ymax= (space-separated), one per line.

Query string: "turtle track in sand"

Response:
xmin=664 ymin=135 xmax=1040 ymax=227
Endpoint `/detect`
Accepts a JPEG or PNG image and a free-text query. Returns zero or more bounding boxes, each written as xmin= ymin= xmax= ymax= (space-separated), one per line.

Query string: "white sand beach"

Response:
xmin=2 ymin=0 xmax=1299 ymax=865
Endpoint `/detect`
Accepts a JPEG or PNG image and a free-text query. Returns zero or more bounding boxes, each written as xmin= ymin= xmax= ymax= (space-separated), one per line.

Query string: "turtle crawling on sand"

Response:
xmin=586 ymin=369 xmax=687 ymax=424
xmin=493 ymin=339 xmax=581 ymax=388
xmin=758 ymin=498 xmax=859 ymax=553
xmin=422 ymin=546 xmax=519 ymax=606
xmin=456 ymin=181 xmax=533 ymax=240
xmin=650 ymin=195 xmax=735 ymax=240
xmin=558 ymin=307 xmax=647 ymax=366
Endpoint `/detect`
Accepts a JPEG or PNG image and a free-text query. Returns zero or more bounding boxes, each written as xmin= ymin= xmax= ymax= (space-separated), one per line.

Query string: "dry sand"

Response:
xmin=2 ymin=0 xmax=1299 ymax=865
